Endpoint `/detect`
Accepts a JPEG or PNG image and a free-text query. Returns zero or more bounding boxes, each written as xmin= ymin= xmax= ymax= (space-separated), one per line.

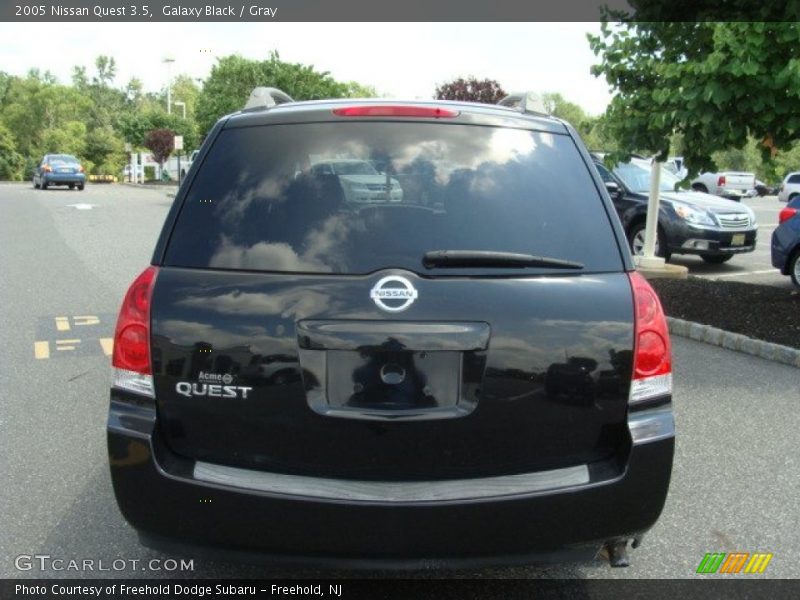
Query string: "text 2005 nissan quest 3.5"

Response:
xmin=107 ymin=89 xmax=674 ymax=569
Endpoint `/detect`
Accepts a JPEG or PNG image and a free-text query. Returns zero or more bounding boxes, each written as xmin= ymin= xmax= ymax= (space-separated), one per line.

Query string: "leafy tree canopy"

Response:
xmin=144 ymin=128 xmax=175 ymax=166
xmin=196 ymin=51 xmax=375 ymax=136
xmin=589 ymin=21 xmax=800 ymax=175
xmin=434 ymin=77 xmax=506 ymax=104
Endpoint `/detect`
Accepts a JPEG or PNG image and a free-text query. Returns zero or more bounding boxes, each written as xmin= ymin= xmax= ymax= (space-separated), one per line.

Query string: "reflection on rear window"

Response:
xmin=165 ymin=122 xmax=622 ymax=274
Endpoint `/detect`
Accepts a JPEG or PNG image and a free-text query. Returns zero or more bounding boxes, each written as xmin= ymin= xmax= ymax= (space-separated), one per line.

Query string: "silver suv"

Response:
xmin=778 ymin=172 xmax=800 ymax=203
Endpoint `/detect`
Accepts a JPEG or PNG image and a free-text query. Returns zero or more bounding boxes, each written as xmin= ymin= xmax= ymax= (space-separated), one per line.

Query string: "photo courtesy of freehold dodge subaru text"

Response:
xmin=107 ymin=88 xmax=674 ymax=569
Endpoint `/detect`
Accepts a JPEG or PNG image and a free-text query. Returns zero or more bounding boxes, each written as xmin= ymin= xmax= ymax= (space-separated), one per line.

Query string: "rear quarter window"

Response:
xmin=164 ymin=121 xmax=624 ymax=275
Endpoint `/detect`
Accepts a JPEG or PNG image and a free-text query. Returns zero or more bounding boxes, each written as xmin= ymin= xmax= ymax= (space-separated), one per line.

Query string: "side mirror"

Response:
xmin=605 ymin=181 xmax=622 ymax=199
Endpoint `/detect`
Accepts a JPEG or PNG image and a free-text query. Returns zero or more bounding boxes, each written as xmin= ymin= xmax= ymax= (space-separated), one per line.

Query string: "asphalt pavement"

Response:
xmin=1 ymin=182 xmax=798 ymax=581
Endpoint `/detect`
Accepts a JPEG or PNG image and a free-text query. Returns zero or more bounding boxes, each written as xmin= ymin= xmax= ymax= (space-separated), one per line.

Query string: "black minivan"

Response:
xmin=108 ymin=90 xmax=674 ymax=568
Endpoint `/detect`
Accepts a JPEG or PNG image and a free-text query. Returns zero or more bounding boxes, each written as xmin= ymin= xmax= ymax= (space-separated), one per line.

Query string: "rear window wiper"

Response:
xmin=422 ymin=250 xmax=584 ymax=270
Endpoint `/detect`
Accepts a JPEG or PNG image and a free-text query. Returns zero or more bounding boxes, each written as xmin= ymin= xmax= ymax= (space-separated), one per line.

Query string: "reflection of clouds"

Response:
xmin=159 ymin=319 xmax=292 ymax=352
xmin=490 ymin=320 xmax=631 ymax=372
xmin=214 ymin=173 xmax=289 ymax=228
xmin=302 ymin=213 xmax=366 ymax=270
xmin=209 ymin=237 xmax=333 ymax=272
xmin=177 ymin=289 xmax=329 ymax=319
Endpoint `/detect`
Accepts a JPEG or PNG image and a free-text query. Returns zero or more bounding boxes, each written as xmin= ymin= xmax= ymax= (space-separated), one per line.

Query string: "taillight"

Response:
xmin=629 ymin=271 xmax=672 ymax=404
xmin=717 ymin=175 xmax=726 ymax=187
xmin=779 ymin=207 xmax=798 ymax=224
xmin=112 ymin=266 xmax=158 ymax=397
xmin=333 ymin=106 xmax=459 ymax=118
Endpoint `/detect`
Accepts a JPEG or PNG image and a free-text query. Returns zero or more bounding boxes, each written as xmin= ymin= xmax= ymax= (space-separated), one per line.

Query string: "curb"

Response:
xmin=667 ymin=317 xmax=800 ymax=369
xmin=120 ymin=182 xmax=178 ymax=191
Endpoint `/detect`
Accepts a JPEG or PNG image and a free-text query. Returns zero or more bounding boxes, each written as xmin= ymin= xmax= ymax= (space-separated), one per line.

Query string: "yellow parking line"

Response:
xmin=99 ymin=338 xmax=114 ymax=356
xmin=34 ymin=341 xmax=50 ymax=359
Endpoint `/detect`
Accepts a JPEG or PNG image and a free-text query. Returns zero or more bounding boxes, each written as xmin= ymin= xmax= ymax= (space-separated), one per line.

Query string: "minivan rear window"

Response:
xmin=164 ymin=122 xmax=623 ymax=274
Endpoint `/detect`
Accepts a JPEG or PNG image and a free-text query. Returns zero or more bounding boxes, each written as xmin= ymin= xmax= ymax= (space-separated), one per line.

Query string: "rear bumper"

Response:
xmin=107 ymin=391 xmax=674 ymax=567
xmin=43 ymin=173 xmax=85 ymax=184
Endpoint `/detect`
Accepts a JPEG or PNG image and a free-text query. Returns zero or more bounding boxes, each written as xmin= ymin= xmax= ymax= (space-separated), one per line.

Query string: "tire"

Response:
xmin=629 ymin=222 xmax=670 ymax=260
xmin=69 ymin=183 xmax=75 ymax=190
xmin=790 ymin=250 xmax=800 ymax=288
xmin=41 ymin=180 xmax=48 ymax=190
xmin=701 ymin=253 xmax=734 ymax=264
xmin=33 ymin=180 xmax=39 ymax=189
xmin=692 ymin=183 xmax=708 ymax=194
xmin=78 ymin=183 xmax=85 ymax=191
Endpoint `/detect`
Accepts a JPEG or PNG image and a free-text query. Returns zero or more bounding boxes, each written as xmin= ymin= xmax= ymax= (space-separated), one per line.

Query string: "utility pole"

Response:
xmin=163 ymin=57 xmax=175 ymax=114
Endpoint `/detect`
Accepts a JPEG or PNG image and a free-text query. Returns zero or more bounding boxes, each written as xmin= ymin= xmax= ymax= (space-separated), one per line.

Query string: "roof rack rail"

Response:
xmin=497 ymin=92 xmax=548 ymax=116
xmin=243 ymin=87 xmax=295 ymax=112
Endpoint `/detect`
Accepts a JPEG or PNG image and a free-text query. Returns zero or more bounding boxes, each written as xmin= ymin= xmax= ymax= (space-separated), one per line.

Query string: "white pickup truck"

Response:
xmin=691 ymin=171 xmax=756 ymax=201
xmin=163 ymin=150 xmax=199 ymax=181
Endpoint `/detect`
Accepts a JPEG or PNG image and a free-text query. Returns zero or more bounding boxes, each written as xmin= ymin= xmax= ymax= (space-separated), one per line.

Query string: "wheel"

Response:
xmin=33 ymin=179 xmax=39 ymax=189
xmin=629 ymin=223 xmax=670 ymax=260
xmin=41 ymin=180 xmax=48 ymax=190
xmin=692 ymin=183 xmax=708 ymax=193
xmin=78 ymin=183 xmax=85 ymax=191
xmin=790 ymin=250 xmax=800 ymax=288
xmin=69 ymin=183 xmax=75 ymax=190
xmin=701 ymin=253 xmax=734 ymax=264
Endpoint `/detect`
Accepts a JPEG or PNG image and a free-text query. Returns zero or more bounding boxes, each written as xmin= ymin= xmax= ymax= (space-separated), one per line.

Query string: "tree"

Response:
xmin=196 ymin=52 xmax=375 ymax=136
xmin=0 ymin=121 xmax=24 ymax=180
xmin=144 ymin=128 xmax=175 ymax=167
xmin=85 ymin=125 xmax=125 ymax=174
xmin=588 ymin=21 xmax=800 ymax=175
xmin=434 ymin=77 xmax=506 ymax=104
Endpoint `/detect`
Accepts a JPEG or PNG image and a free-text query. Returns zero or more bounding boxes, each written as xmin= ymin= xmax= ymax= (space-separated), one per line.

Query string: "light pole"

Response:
xmin=174 ymin=101 xmax=186 ymax=119
xmin=163 ymin=57 xmax=175 ymax=114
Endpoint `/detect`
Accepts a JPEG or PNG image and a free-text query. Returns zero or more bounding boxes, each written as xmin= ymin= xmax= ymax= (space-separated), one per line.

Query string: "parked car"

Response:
xmin=777 ymin=172 xmax=800 ymax=203
xmin=664 ymin=156 xmax=687 ymax=180
xmin=690 ymin=170 xmax=756 ymax=201
xmin=593 ymin=156 xmax=758 ymax=264
xmin=771 ymin=196 xmax=800 ymax=287
xmin=107 ymin=88 xmax=674 ymax=568
xmin=309 ymin=158 xmax=403 ymax=203
xmin=33 ymin=154 xmax=85 ymax=190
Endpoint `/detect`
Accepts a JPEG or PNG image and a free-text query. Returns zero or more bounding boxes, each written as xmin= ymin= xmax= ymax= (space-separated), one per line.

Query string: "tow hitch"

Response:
xmin=602 ymin=536 xmax=643 ymax=568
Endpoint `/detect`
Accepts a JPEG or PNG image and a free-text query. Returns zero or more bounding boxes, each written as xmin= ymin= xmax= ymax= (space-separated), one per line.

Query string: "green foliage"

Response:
xmin=434 ymin=77 xmax=507 ymax=104
xmin=0 ymin=120 xmax=24 ymax=180
xmin=85 ymin=125 xmax=125 ymax=175
xmin=0 ymin=52 xmax=375 ymax=179
xmin=589 ymin=22 xmax=800 ymax=177
xmin=196 ymin=51 xmax=374 ymax=136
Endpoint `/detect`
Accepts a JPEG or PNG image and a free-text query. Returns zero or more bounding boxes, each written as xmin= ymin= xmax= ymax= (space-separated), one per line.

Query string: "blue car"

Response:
xmin=771 ymin=196 xmax=800 ymax=287
xmin=33 ymin=154 xmax=86 ymax=190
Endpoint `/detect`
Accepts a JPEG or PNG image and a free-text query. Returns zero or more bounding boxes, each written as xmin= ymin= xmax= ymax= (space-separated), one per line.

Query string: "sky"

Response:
xmin=0 ymin=22 xmax=613 ymax=115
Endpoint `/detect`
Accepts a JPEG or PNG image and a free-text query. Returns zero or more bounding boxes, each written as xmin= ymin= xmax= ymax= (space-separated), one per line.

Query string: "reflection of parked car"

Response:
xmin=777 ymin=172 xmax=800 ymax=203
xmin=691 ymin=171 xmax=756 ymax=201
xmin=33 ymin=154 xmax=85 ymax=190
xmin=771 ymin=196 xmax=800 ymax=287
xmin=594 ymin=155 xmax=758 ymax=264
xmin=310 ymin=159 xmax=403 ymax=203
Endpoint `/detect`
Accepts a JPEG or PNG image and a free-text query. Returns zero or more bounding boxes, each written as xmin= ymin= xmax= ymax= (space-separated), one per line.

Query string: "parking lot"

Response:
xmin=1 ymin=182 xmax=798 ymax=580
